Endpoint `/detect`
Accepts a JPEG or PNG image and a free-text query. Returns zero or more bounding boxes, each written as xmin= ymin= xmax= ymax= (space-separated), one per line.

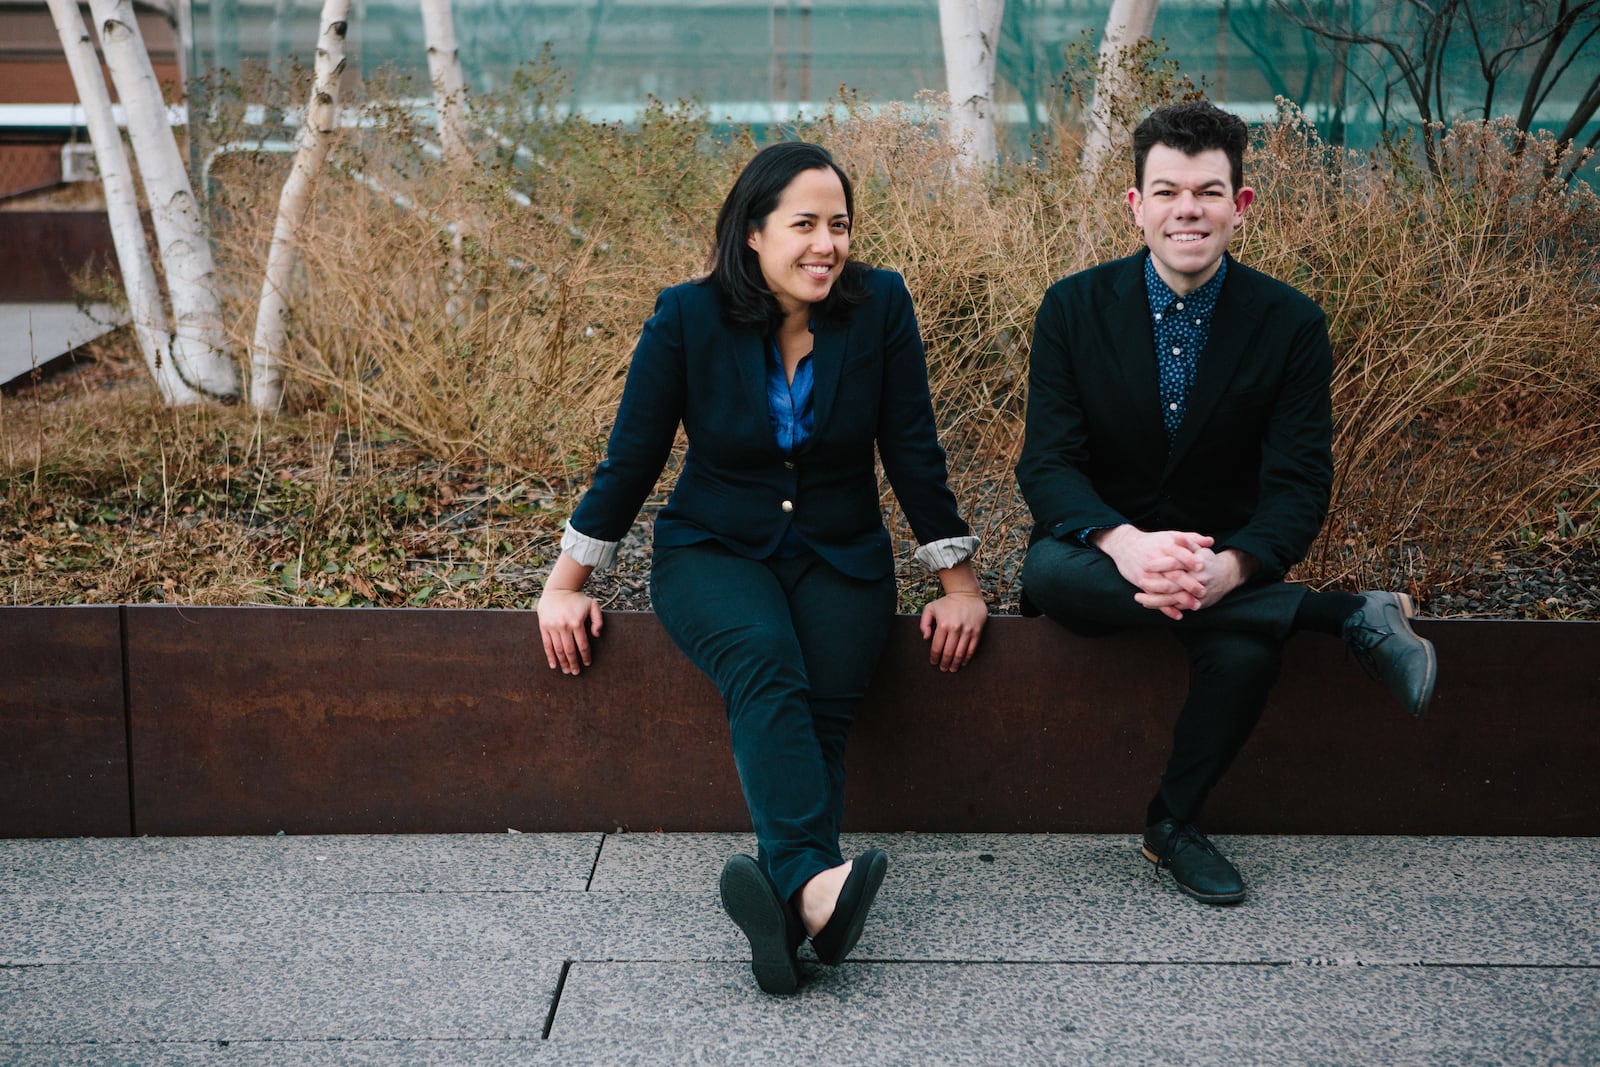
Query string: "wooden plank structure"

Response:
xmin=3 ymin=606 xmax=1596 ymax=837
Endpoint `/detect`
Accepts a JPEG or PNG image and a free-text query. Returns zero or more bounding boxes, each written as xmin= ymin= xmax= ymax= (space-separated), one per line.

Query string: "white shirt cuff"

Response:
xmin=561 ymin=520 xmax=619 ymax=572
xmin=914 ymin=535 xmax=979 ymax=573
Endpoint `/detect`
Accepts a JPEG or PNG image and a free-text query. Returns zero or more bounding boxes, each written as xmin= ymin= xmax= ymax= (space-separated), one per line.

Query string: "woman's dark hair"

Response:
xmin=705 ymin=141 xmax=870 ymax=330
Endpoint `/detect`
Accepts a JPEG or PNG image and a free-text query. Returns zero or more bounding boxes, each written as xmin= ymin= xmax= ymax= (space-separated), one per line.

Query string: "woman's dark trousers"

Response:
xmin=1020 ymin=536 xmax=1308 ymax=823
xmin=651 ymin=541 xmax=896 ymax=903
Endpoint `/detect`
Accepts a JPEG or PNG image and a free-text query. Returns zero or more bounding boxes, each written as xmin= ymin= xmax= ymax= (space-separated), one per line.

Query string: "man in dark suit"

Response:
xmin=1016 ymin=101 xmax=1437 ymax=905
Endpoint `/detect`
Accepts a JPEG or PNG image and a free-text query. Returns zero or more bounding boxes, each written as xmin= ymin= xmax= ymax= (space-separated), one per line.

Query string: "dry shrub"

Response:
xmin=203 ymin=66 xmax=740 ymax=477
xmin=1 ymin=349 xmax=276 ymax=605
xmin=0 ymin=344 xmax=563 ymax=608
xmin=1245 ymin=106 xmax=1600 ymax=591
xmin=201 ymin=85 xmax=1600 ymax=605
xmin=10 ymin=57 xmax=1599 ymax=611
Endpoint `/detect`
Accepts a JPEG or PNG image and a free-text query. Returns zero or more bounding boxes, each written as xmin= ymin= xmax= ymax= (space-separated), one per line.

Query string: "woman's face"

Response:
xmin=746 ymin=166 xmax=850 ymax=318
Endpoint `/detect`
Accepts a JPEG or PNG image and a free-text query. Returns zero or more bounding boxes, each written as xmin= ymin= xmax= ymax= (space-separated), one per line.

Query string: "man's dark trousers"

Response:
xmin=1021 ymin=536 xmax=1309 ymax=822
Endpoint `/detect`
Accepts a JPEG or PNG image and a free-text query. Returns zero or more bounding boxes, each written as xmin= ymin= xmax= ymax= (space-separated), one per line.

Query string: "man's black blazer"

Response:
xmin=1016 ymin=252 xmax=1334 ymax=579
xmin=570 ymin=267 xmax=969 ymax=582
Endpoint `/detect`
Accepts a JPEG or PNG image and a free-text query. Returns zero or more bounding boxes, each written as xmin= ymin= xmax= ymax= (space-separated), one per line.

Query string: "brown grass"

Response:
xmin=5 ymin=62 xmax=1599 ymax=614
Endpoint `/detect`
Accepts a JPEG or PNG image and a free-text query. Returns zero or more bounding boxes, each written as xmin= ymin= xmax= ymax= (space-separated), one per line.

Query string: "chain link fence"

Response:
xmin=0 ymin=141 xmax=64 ymax=201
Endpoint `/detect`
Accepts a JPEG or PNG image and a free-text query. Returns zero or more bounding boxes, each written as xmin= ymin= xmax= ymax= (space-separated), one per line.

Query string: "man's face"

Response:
xmin=1128 ymin=144 xmax=1254 ymax=295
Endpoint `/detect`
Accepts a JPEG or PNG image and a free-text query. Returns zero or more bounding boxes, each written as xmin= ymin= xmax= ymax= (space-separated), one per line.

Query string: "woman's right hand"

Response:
xmin=536 ymin=587 xmax=604 ymax=675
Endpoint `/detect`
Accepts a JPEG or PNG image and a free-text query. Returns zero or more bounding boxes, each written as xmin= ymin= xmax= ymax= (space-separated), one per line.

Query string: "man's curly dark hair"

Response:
xmin=1132 ymin=102 xmax=1249 ymax=192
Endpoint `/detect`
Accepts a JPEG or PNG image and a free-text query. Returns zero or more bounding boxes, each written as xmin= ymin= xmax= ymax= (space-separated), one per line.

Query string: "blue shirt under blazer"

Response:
xmin=570 ymin=267 xmax=970 ymax=582
xmin=1017 ymin=252 xmax=1335 ymax=580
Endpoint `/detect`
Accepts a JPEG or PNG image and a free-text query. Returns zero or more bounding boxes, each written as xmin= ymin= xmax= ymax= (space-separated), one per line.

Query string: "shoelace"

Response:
xmin=1343 ymin=616 xmax=1398 ymax=680
xmin=1156 ymin=822 xmax=1218 ymax=878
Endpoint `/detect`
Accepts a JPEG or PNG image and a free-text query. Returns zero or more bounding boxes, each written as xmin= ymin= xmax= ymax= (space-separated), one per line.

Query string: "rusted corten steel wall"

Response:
xmin=123 ymin=607 xmax=731 ymax=836
xmin=0 ymin=606 xmax=129 ymax=837
xmin=3 ymin=606 xmax=1597 ymax=837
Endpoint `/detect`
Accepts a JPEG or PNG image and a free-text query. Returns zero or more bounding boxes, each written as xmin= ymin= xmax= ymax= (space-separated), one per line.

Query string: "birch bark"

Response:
xmin=250 ymin=0 xmax=351 ymax=412
xmin=420 ymin=0 xmax=475 ymax=320
xmin=421 ymin=0 xmax=471 ymax=172
xmin=88 ymin=0 xmax=240 ymax=400
xmin=46 ymin=0 xmax=196 ymax=404
xmin=269 ymin=0 xmax=296 ymax=75
xmin=1083 ymin=0 xmax=1161 ymax=176
xmin=938 ymin=0 xmax=1005 ymax=170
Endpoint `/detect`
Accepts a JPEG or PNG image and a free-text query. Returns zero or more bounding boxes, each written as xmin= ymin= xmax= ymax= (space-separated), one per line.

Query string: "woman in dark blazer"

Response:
xmin=537 ymin=142 xmax=987 ymax=994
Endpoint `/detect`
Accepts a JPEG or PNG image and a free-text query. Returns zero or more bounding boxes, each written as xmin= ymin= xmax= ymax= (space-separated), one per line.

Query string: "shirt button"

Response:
xmin=1169 ymin=402 xmax=1179 ymax=411
xmin=781 ymin=500 xmax=794 ymax=513
xmin=1176 ymin=301 xmax=1185 ymax=310
xmin=1172 ymin=347 xmax=1182 ymax=355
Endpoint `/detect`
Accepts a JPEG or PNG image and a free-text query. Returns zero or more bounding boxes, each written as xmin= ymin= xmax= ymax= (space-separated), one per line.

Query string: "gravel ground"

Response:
xmin=11 ymin=346 xmax=1595 ymax=621
xmin=1425 ymin=547 xmax=1600 ymax=619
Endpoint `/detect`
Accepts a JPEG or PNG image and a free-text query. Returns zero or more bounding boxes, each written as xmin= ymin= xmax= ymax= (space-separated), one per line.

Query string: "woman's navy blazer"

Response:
xmin=569 ymin=267 xmax=970 ymax=582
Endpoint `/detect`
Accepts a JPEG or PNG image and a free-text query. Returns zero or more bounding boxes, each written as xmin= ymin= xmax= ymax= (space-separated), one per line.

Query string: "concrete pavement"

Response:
xmin=2 ymin=832 xmax=1597 ymax=1064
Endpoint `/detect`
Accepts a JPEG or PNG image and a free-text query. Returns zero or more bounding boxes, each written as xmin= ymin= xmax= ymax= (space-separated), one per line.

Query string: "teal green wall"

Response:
xmin=186 ymin=1 xmax=1599 ymax=156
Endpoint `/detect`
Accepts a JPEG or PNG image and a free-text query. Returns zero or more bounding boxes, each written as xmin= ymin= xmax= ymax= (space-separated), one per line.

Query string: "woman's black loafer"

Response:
xmin=810 ymin=848 xmax=888 ymax=966
xmin=719 ymin=854 xmax=800 ymax=994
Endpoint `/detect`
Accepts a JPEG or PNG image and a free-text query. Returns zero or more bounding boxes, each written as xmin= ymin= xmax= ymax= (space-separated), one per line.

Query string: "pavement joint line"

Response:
xmin=1 ymin=1039 xmax=533 ymax=1048
xmin=541 ymin=959 xmax=573 ymax=1041
xmin=119 ymin=605 xmax=137 ymax=838
xmin=564 ymin=958 xmax=1600 ymax=969
xmin=584 ymin=832 xmax=607 ymax=891
xmin=567 ymin=958 xmax=1304 ymax=967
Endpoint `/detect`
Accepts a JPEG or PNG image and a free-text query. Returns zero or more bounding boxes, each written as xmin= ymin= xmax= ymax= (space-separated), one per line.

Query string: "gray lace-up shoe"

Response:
xmin=1343 ymin=591 xmax=1438 ymax=717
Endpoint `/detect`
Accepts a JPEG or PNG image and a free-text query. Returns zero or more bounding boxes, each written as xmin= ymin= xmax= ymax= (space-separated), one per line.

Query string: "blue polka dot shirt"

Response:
xmin=1145 ymin=252 xmax=1227 ymax=443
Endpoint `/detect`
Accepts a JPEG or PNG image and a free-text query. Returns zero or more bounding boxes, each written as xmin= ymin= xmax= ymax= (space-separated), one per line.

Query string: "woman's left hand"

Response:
xmin=920 ymin=590 xmax=988 ymax=672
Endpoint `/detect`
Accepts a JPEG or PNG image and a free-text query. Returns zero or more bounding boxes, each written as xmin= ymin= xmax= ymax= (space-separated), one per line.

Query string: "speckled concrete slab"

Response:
xmin=0 ymin=1041 xmax=562 ymax=1066
xmin=591 ymin=831 xmax=1154 ymax=895
xmin=0 ymin=960 xmax=562 ymax=1044
xmin=8 ymin=836 xmax=1594 ymax=969
xmin=592 ymin=832 xmax=1600 ymax=966
xmin=869 ymin=890 xmax=1600 ymax=966
xmin=0 ymin=834 xmax=603 ymax=895
xmin=546 ymin=960 xmax=1600 ymax=1065
xmin=595 ymin=831 xmax=1595 ymax=900
xmin=0 ymin=891 xmax=741 ymax=965
xmin=5 ymin=834 xmax=1597 ymax=1064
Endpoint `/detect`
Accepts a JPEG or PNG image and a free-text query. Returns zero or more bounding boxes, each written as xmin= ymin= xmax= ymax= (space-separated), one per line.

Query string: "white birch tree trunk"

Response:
xmin=46 ymin=0 xmax=197 ymax=404
xmin=264 ymin=0 xmax=296 ymax=125
xmin=420 ymin=0 xmax=474 ymax=320
xmin=1083 ymin=0 xmax=1160 ymax=176
xmin=938 ymin=0 xmax=1005 ymax=170
xmin=250 ymin=0 xmax=350 ymax=412
xmin=269 ymin=0 xmax=296 ymax=74
xmin=421 ymin=0 xmax=470 ymax=172
xmin=89 ymin=0 xmax=240 ymax=400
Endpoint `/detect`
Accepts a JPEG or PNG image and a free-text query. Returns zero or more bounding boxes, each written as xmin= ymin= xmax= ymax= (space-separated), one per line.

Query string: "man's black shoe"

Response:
xmin=719 ymin=854 xmax=800 ymax=994
xmin=1141 ymin=819 xmax=1245 ymax=905
xmin=1343 ymin=591 xmax=1437 ymax=717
